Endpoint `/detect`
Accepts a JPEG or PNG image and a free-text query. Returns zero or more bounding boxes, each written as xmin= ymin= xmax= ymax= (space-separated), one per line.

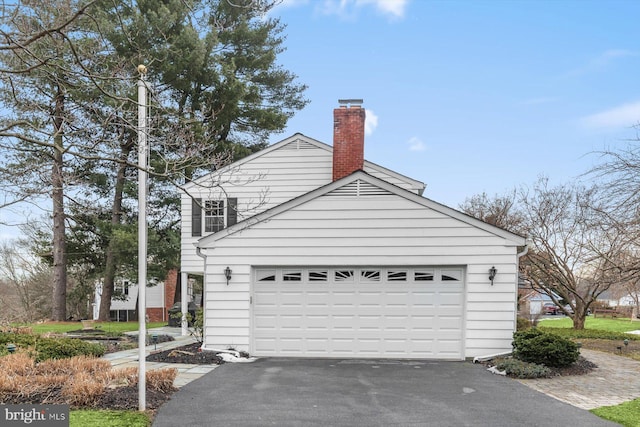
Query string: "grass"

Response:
xmin=70 ymin=410 xmax=151 ymax=427
xmin=17 ymin=321 xmax=168 ymax=335
xmin=539 ymin=316 xmax=640 ymax=333
xmin=591 ymin=398 xmax=640 ymax=427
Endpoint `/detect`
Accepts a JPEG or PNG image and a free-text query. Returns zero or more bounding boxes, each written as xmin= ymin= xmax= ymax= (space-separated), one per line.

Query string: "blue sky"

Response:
xmin=2 ymin=0 xmax=639 ymax=241
xmin=268 ymin=0 xmax=640 ymax=207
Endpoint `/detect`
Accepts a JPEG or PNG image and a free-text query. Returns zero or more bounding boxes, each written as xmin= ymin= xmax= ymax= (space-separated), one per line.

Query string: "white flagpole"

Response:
xmin=137 ymin=64 xmax=148 ymax=412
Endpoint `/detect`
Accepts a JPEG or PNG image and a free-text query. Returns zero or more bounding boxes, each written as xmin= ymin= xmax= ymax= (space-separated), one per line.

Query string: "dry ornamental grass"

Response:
xmin=0 ymin=351 xmax=177 ymax=409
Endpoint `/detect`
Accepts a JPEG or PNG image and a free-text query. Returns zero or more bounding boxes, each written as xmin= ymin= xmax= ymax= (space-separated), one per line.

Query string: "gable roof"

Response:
xmin=197 ymin=170 xmax=525 ymax=247
xmin=183 ymin=133 xmax=425 ymax=195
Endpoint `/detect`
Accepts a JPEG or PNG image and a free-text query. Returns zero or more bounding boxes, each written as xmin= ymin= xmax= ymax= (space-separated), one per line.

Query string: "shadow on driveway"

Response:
xmin=153 ymin=358 xmax=616 ymax=427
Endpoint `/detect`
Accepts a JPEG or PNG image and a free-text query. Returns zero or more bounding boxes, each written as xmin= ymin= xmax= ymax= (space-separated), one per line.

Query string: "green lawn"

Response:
xmin=15 ymin=321 xmax=167 ymax=335
xmin=70 ymin=410 xmax=150 ymax=427
xmin=539 ymin=317 xmax=640 ymax=333
xmin=591 ymin=398 xmax=640 ymax=427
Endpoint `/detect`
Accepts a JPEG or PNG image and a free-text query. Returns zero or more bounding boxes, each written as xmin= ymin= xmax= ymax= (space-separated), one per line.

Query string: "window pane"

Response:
xmin=309 ymin=271 xmax=328 ymax=281
xmin=256 ymin=269 xmax=276 ymax=282
xmin=283 ymin=271 xmax=302 ymax=281
xmin=335 ymin=270 xmax=354 ymax=282
xmin=415 ymin=271 xmax=434 ymax=281
xmin=204 ymin=200 xmax=225 ymax=232
xmin=387 ymin=271 xmax=407 ymax=281
xmin=361 ymin=270 xmax=380 ymax=282
xmin=442 ymin=270 xmax=462 ymax=281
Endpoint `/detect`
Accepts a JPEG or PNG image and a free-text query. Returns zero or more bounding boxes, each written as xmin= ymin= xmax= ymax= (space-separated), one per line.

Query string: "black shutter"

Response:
xmin=227 ymin=197 xmax=238 ymax=227
xmin=192 ymin=198 xmax=202 ymax=237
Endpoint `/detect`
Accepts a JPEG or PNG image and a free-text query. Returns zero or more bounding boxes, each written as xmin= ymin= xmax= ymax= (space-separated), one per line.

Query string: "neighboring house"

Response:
xmin=180 ymin=100 xmax=526 ymax=360
xmin=617 ymin=292 xmax=640 ymax=307
xmin=93 ymin=270 xmax=182 ymax=322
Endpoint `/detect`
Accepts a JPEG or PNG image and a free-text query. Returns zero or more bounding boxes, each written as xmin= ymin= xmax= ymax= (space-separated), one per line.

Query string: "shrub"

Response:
xmin=512 ymin=328 xmax=579 ymax=368
xmin=494 ymin=358 xmax=552 ymax=379
xmin=516 ymin=317 xmax=533 ymax=331
xmin=171 ymin=308 xmax=204 ymax=344
xmin=147 ymin=368 xmax=178 ymax=392
xmin=61 ymin=371 xmax=106 ymax=407
xmin=34 ymin=337 xmax=105 ymax=362
xmin=0 ymin=332 xmax=105 ymax=361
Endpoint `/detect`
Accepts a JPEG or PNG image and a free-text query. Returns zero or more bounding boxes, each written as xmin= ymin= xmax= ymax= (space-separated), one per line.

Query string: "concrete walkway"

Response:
xmin=518 ymin=348 xmax=640 ymax=409
xmin=101 ymin=327 xmax=219 ymax=388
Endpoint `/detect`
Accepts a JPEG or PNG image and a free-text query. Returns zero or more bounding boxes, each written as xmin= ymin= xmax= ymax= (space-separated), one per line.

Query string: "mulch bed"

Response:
xmin=146 ymin=343 xmax=226 ymax=365
xmin=546 ymin=356 xmax=597 ymax=376
xmin=479 ymin=355 xmax=597 ymax=378
xmin=95 ymin=386 xmax=174 ymax=411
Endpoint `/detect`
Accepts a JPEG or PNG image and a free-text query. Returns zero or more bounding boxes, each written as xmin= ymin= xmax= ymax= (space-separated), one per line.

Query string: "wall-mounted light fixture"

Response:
xmin=489 ymin=266 xmax=497 ymax=285
xmin=224 ymin=266 xmax=232 ymax=286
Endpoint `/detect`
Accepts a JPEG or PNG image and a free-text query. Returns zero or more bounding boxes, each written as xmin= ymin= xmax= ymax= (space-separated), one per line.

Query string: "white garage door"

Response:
xmin=252 ymin=267 xmax=465 ymax=359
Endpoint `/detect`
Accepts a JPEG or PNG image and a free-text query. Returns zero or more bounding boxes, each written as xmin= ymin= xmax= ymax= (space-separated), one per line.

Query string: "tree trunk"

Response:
xmin=51 ymin=88 xmax=67 ymax=321
xmin=572 ymin=314 xmax=586 ymax=330
xmin=98 ymin=139 xmax=133 ymax=321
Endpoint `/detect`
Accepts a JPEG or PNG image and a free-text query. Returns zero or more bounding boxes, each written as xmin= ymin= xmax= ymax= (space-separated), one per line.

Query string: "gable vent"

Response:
xmin=281 ymin=139 xmax=316 ymax=150
xmin=330 ymin=179 xmax=393 ymax=197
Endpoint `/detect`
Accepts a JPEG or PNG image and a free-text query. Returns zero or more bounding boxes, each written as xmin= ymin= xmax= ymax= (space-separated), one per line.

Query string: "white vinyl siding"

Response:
xmin=180 ymin=135 xmax=425 ymax=275
xmin=200 ymin=186 xmax=522 ymax=359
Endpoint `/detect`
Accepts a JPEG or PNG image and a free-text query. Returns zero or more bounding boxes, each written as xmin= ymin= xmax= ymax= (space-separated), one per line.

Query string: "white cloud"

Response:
xmin=580 ymin=101 xmax=640 ymax=129
xmin=564 ymin=49 xmax=638 ymax=77
xmin=594 ymin=49 xmax=638 ymax=66
xmin=407 ymin=136 xmax=426 ymax=152
xmin=365 ymin=109 xmax=378 ymax=135
xmin=320 ymin=0 xmax=408 ymax=19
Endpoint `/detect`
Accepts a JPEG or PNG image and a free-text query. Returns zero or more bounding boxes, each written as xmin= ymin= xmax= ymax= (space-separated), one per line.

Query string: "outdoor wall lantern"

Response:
xmin=224 ymin=266 xmax=232 ymax=286
xmin=489 ymin=266 xmax=497 ymax=285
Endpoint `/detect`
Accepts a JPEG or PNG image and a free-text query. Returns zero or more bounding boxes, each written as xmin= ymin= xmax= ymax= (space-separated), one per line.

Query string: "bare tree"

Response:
xmin=518 ymin=177 xmax=621 ymax=329
xmin=0 ymin=240 xmax=53 ymax=322
xmin=459 ymin=189 xmax=524 ymax=234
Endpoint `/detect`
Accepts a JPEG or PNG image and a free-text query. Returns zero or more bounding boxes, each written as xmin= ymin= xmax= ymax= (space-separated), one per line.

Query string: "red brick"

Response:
xmin=333 ymin=104 xmax=366 ymax=181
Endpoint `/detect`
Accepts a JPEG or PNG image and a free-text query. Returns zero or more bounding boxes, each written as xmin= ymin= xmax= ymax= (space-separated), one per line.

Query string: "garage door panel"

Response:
xmin=253 ymin=267 xmax=464 ymax=359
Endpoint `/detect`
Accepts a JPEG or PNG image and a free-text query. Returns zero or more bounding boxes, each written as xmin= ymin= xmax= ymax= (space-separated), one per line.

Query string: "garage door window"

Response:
xmin=387 ymin=271 xmax=407 ymax=281
xmin=361 ymin=270 xmax=381 ymax=282
xmin=415 ymin=270 xmax=435 ymax=281
xmin=442 ymin=270 xmax=462 ymax=281
xmin=283 ymin=270 xmax=302 ymax=281
xmin=257 ymin=269 xmax=276 ymax=282
xmin=335 ymin=270 xmax=355 ymax=282
xmin=309 ymin=270 xmax=328 ymax=281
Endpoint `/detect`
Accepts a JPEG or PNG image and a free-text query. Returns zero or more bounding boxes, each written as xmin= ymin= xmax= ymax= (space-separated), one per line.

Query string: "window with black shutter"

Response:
xmin=191 ymin=198 xmax=202 ymax=237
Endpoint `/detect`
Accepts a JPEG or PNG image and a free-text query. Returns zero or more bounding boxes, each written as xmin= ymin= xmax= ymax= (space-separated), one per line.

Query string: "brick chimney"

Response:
xmin=333 ymin=99 xmax=366 ymax=181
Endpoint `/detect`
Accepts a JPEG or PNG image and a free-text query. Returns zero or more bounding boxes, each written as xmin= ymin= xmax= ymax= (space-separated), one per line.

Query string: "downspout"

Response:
xmin=515 ymin=239 xmax=530 ymax=325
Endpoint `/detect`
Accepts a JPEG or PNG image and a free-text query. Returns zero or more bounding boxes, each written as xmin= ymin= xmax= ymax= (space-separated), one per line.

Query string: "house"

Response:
xmin=180 ymin=100 xmax=526 ymax=360
xmin=92 ymin=270 xmax=184 ymax=322
xmin=618 ymin=292 xmax=640 ymax=307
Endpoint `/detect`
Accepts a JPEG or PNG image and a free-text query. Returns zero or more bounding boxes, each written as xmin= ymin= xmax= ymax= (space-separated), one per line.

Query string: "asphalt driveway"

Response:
xmin=152 ymin=358 xmax=616 ymax=427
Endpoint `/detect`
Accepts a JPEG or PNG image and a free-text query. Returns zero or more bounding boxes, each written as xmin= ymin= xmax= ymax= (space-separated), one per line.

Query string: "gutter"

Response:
xmin=473 ymin=351 xmax=512 ymax=364
xmin=517 ymin=239 xmax=530 ymax=259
